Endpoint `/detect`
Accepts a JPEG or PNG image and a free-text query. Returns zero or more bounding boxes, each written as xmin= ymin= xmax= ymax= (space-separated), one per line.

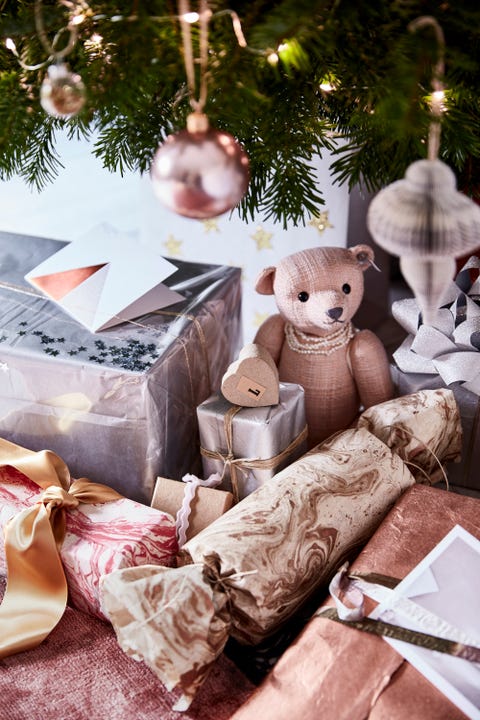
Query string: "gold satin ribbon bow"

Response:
xmin=200 ymin=405 xmax=308 ymax=503
xmin=0 ymin=437 xmax=122 ymax=658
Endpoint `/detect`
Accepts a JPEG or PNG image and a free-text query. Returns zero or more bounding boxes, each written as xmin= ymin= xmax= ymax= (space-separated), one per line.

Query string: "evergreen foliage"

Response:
xmin=1 ymin=0 xmax=479 ymax=226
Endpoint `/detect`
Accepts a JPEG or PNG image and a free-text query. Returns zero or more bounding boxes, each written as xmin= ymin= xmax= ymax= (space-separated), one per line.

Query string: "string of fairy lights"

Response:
xmin=6 ymin=2 xmax=479 ymax=326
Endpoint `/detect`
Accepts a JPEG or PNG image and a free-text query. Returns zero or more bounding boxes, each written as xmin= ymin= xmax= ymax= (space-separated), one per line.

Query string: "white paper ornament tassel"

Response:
xmin=399 ymin=255 xmax=456 ymax=326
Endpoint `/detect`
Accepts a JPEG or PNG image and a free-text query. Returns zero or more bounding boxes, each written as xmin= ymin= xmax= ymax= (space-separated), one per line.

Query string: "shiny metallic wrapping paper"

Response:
xmin=231 ymin=483 xmax=480 ymax=720
xmin=196 ymin=382 xmax=307 ymax=499
xmin=0 ymin=231 xmax=242 ymax=504
xmin=101 ymin=389 xmax=462 ymax=711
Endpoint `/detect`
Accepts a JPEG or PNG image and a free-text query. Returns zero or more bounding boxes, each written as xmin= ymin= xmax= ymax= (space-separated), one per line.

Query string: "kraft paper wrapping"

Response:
xmin=0 ymin=230 xmax=242 ymax=504
xmin=101 ymin=389 xmax=461 ymax=711
xmin=151 ymin=476 xmax=234 ymax=542
xmin=197 ymin=382 xmax=307 ymax=500
xmin=231 ymin=484 xmax=480 ymax=720
xmin=0 ymin=463 xmax=178 ymax=620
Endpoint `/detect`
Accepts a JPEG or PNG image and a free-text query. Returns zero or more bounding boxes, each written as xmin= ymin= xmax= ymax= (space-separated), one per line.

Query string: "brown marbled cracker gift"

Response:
xmin=101 ymin=389 xmax=461 ymax=711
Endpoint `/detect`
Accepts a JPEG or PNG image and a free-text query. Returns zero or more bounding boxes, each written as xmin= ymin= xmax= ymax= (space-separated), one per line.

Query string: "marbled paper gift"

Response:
xmin=101 ymin=389 xmax=461 ymax=711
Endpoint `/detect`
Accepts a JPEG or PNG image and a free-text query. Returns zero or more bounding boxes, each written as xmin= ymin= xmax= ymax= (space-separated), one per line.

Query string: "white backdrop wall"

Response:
xmin=0 ymin=129 xmax=350 ymax=341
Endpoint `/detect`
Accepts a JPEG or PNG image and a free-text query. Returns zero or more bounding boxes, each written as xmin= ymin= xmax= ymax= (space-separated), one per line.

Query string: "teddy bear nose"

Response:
xmin=327 ymin=307 xmax=343 ymax=321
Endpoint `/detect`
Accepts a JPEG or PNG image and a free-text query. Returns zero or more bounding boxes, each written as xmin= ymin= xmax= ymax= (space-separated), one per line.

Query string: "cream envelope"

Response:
xmin=25 ymin=225 xmax=184 ymax=332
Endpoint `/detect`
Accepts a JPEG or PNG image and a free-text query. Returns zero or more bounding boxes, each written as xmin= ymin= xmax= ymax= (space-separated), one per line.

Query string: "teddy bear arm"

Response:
xmin=349 ymin=330 xmax=394 ymax=409
xmin=253 ymin=314 xmax=286 ymax=365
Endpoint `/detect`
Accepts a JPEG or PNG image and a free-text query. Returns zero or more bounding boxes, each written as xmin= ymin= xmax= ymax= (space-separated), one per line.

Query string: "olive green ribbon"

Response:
xmin=316 ymin=570 xmax=480 ymax=663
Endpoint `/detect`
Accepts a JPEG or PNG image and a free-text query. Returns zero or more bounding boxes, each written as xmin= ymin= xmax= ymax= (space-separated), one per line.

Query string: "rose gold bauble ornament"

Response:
xmin=150 ymin=112 xmax=250 ymax=219
xmin=40 ymin=63 xmax=86 ymax=119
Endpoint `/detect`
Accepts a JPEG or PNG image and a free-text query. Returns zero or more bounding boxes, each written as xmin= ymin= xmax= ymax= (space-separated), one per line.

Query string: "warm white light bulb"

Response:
xmin=320 ymin=81 xmax=334 ymax=92
xmin=71 ymin=13 xmax=85 ymax=26
xmin=5 ymin=38 xmax=16 ymax=52
xmin=431 ymin=89 xmax=446 ymax=114
xmin=182 ymin=12 xmax=199 ymax=23
xmin=267 ymin=52 xmax=279 ymax=65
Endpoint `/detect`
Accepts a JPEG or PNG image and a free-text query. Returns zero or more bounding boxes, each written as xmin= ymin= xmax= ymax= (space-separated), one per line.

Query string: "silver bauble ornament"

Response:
xmin=150 ymin=112 xmax=250 ymax=219
xmin=40 ymin=63 xmax=86 ymax=119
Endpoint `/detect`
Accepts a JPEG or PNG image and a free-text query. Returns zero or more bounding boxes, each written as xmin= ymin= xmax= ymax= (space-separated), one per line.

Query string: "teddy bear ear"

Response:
xmin=349 ymin=244 xmax=375 ymax=272
xmin=255 ymin=266 xmax=276 ymax=295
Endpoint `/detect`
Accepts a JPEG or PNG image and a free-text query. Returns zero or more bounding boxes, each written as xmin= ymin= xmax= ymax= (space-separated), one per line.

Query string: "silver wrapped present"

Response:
xmin=197 ymin=382 xmax=307 ymax=501
xmin=391 ymin=256 xmax=480 ymax=491
xmin=0 ymin=231 xmax=242 ymax=504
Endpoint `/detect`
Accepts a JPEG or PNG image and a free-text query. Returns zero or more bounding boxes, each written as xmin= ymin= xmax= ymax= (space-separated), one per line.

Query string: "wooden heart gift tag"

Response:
xmin=221 ymin=343 xmax=280 ymax=407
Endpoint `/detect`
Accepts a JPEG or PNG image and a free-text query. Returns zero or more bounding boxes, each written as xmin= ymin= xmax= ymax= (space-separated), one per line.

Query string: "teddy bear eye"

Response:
xmin=297 ymin=291 xmax=309 ymax=302
xmin=342 ymin=283 xmax=351 ymax=295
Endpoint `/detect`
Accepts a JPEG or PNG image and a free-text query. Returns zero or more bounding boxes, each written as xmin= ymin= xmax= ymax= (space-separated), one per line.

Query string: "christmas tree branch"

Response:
xmin=0 ymin=0 xmax=479 ymax=225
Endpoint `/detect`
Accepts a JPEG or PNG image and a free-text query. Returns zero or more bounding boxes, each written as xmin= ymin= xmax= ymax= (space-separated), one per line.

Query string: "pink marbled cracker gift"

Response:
xmin=0 ymin=465 xmax=178 ymax=620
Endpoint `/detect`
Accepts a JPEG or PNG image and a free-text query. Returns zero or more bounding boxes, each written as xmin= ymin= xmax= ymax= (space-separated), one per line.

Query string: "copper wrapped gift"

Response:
xmin=231 ymin=483 xmax=480 ymax=720
xmin=101 ymin=389 xmax=461 ymax=711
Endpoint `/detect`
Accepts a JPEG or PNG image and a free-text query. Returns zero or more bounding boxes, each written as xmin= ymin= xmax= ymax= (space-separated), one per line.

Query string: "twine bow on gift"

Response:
xmin=0 ymin=437 xmax=122 ymax=658
xmin=200 ymin=405 xmax=308 ymax=503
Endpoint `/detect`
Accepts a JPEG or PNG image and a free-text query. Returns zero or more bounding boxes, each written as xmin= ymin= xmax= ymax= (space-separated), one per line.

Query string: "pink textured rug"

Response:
xmin=0 ymin=578 xmax=254 ymax=720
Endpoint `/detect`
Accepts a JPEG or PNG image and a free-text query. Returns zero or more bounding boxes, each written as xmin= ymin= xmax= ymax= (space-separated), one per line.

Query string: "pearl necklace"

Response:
xmin=284 ymin=321 xmax=355 ymax=355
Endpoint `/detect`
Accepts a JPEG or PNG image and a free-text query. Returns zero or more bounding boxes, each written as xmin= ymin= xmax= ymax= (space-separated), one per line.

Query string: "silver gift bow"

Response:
xmin=392 ymin=256 xmax=480 ymax=396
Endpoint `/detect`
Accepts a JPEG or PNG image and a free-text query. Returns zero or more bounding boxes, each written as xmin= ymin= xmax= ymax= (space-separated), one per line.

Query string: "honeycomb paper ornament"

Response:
xmin=367 ymin=159 xmax=480 ymax=325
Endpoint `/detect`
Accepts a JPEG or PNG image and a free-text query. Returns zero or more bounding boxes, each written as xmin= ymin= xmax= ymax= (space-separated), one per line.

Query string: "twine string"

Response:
xmin=200 ymin=408 xmax=308 ymax=504
xmin=408 ymin=15 xmax=446 ymax=161
xmin=178 ymin=0 xmax=210 ymax=113
xmin=34 ymin=0 xmax=78 ymax=61
xmin=378 ymin=423 xmax=450 ymax=490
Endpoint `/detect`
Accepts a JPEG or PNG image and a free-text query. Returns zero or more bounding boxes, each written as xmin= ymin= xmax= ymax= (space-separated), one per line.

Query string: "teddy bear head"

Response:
xmin=255 ymin=244 xmax=375 ymax=335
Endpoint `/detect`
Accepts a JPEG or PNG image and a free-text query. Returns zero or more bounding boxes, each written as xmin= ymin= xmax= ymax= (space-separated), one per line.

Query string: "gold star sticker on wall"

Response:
xmin=202 ymin=218 xmax=220 ymax=233
xmin=308 ymin=211 xmax=333 ymax=235
xmin=251 ymin=225 xmax=273 ymax=251
xmin=163 ymin=234 xmax=183 ymax=256
xmin=253 ymin=311 xmax=270 ymax=328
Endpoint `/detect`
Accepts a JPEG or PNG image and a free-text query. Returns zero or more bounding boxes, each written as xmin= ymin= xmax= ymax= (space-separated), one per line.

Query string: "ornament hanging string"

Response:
xmin=6 ymin=0 xmax=78 ymax=71
xmin=34 ymin=0 xmax=78 ymax=61
xmin=151 ymin=0 xmax=250 ymax=218
xmin=408 ymin=15 xmax=445 ymax=162
xmin=178 ymin=0 xmax=210 ymax=115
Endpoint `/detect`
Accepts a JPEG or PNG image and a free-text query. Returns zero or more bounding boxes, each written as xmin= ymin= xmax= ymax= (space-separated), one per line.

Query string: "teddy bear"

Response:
xmin=254 ymin=244 xmax=394 ymax=448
